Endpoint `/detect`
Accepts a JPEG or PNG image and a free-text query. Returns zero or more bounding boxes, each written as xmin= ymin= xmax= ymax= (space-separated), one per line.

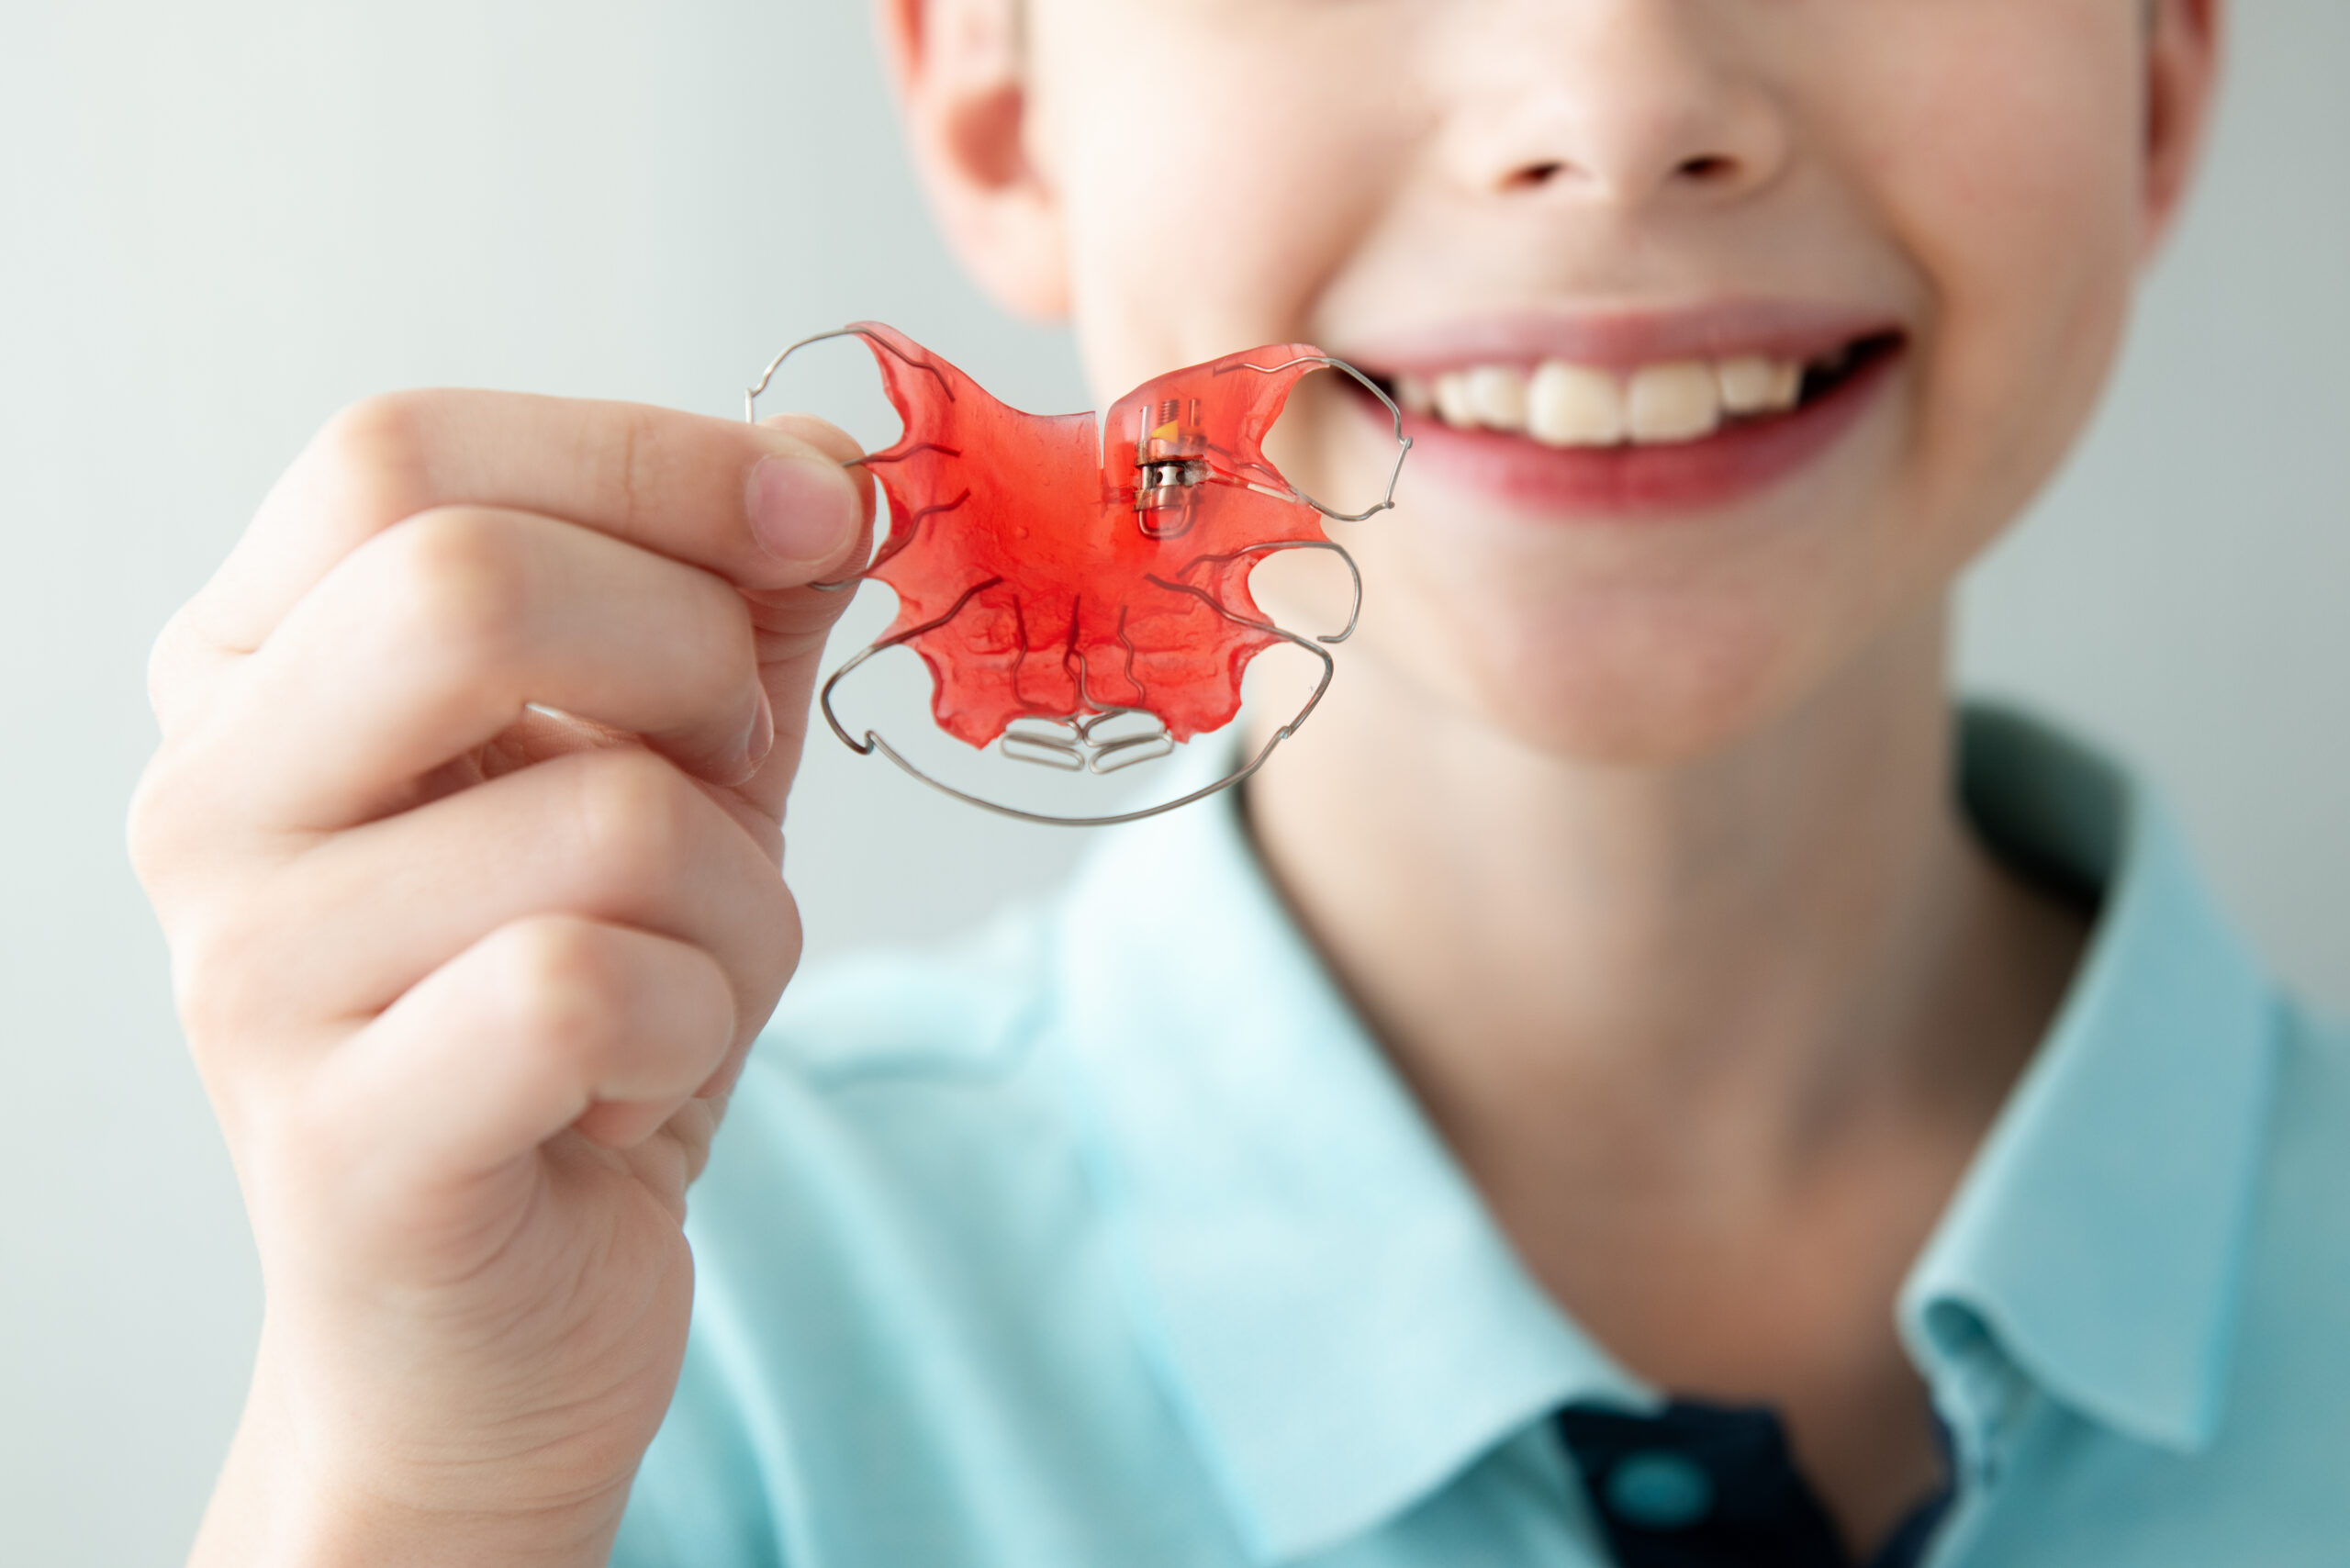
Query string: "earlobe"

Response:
xmin=874 ymin=0 xmax=1070 ymax=320
xmin=2140 ymin=0 xmax=2224 ymax=260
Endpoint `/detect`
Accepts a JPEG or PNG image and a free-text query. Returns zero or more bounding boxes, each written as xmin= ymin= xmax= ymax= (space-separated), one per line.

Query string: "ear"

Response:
xmin=2140 ymin=0 xmax=2224 ymax=259
xmin=875 ymin=0 xmax=1069 ymax=320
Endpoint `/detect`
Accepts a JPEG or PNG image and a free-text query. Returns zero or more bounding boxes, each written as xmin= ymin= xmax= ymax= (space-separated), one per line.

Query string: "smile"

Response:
xmin=1392 ymin=336 xmax=1898 ymax=450
xmin=1345 ymin=310 xmax=1908 ymax=518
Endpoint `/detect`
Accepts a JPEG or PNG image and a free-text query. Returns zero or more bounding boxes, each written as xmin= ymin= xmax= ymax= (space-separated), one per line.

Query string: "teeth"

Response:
xmin=1717 ymin=355 xmax=1803 ymax=416
xmin=1465 ymin=364 xmax=1528 ymax=431
xmin=1528 ymin=362 xmax=1626 ymax=447
xmin=1406 ymin=350 xmax=1818 ymax=446
xmin=1627 ymin=362 xmax=1722 ymax=443
xmin=1432 ymin=371 xmax=1477 ymax=428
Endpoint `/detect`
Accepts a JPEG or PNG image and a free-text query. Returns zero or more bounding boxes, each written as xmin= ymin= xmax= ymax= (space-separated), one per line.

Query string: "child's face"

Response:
xmin=907 ymin=0 xmax=2216 ymax=761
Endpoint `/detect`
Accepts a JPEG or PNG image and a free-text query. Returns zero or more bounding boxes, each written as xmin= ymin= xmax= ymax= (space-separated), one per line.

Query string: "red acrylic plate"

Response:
xmin=843 ymin=322 xmax=1337 ymax=748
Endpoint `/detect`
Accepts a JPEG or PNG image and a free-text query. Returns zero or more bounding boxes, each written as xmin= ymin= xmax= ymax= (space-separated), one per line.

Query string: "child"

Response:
xmin=130 ymin=0 xmax=2347 ymax=1563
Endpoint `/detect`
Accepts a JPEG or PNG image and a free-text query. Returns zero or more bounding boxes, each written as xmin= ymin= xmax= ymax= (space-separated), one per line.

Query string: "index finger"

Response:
xmin=187 ymin=391 xmax=875 ymax=658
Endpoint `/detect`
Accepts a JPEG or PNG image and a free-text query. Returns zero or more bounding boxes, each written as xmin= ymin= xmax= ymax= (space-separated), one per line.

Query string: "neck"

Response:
xmin=1243 ymin=601 xmax=2076 ymax=1182
xmin=1242 ymin=599 xmax=2089 ymax=1553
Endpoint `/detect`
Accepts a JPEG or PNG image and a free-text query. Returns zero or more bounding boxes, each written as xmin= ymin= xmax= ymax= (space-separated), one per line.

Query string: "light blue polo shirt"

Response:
xmin=613 ymin=707 xmax=2350 ymax=1567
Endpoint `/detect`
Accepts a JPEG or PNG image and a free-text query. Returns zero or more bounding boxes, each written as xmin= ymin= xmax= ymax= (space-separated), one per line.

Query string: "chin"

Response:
xmin=1458 ymin=628 xmax=1815 ymax=768
xmin=1335 ymin=551 xmax=1936 ymax=772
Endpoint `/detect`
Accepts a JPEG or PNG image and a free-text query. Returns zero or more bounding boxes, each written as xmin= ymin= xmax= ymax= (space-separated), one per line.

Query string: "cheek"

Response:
xmin=1034 ymin=4 xmax=1411 ymax=393
xmin=1854 ymin=6 xmax=2147 ymax=566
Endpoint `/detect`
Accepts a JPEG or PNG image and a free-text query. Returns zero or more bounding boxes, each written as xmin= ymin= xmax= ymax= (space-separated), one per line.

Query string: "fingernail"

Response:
xmin=746 ymin=455 xmax=857 ymax=562
xmin=744 ymin=689 xmax=776 ymax=768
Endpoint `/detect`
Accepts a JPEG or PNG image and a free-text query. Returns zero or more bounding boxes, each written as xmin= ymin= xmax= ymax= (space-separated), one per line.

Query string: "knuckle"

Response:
xmin=125 ymin=736 xmax=236 ymax=906
xmin=124 ymin=755 xmax=187 ymax=890
xmin=144 ymin=604 xmax=199 ymax=726
xmin=170 ymin=906 xmax=275 ymax=1071
xmin=312 ymin=392 xmax=432 ymax=498
xmin=145 ymin=599 xmax=252 ymax=743
xmin=377 ymin=508 xmax=534 ymax=673
xmin=569 ymin=748 xmax=703 ymax=893
xmin=491 ymin=917 xmax=627 ymax=1070
xmin=296 ymin=394 xmax=440 ymax=537
xmin=729 ymin=880 xmax=801 ymax=1046
xmin=587 ymin=403 xmax=661 ymax=536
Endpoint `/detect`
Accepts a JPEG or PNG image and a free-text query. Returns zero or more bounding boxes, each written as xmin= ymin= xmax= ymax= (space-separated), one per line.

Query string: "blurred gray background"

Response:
xmin=2 ymin=2 xmax=2343 ymax=1561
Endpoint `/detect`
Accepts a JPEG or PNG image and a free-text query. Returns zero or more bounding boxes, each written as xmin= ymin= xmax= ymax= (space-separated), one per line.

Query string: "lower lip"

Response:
xmin=1372 ymin=345 xmax=1902 ymax=521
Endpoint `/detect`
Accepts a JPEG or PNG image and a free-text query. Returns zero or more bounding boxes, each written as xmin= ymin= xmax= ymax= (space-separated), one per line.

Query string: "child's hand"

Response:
xmin=129 ymin=391 xmax=874 ymax=1567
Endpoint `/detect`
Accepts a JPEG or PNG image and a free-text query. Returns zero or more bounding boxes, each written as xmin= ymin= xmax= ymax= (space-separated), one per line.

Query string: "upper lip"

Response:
xmin=1335 ymin=300 xmax=1907 ymax=376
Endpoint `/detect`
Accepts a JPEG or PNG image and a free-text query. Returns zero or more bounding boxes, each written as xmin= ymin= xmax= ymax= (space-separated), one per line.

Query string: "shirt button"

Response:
xmin=1604 ymin=1450 xmax=1716 ymax=1530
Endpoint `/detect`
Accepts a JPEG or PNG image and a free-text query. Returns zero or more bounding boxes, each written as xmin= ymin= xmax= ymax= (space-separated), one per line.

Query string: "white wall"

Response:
xmin=1 ymin=3 xmax=2341 ymax=1561
xmin=1957 ymin=0 xmax=2350 ymax=1002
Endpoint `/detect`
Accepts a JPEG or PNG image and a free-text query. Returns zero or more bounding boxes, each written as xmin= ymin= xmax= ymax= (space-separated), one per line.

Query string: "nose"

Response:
xmin=1439 ymin=2 xmax=1792 ymax=211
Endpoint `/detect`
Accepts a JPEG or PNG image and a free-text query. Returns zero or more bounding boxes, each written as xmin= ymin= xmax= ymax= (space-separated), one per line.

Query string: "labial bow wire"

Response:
xmin=744 ymin=323 xmax=1409 ymax=827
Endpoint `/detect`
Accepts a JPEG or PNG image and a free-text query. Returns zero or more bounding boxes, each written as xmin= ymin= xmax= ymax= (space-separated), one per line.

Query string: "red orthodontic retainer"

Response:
xmin=744 ymin=321 xmax=1407 ymax=826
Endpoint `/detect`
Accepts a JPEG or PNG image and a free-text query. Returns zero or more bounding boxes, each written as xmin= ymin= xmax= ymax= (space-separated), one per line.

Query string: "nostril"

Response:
xmin=1505 ymin=160 xmax=1566 ymax=191
xmin=1679 ymin=154 xmax=1739 ymax=183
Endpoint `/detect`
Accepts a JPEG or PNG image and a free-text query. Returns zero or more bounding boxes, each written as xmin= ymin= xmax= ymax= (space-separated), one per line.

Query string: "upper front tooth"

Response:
xmin=1465 ymin=365 xmax=1529 ymax=431
xmin=1717 ymin=356 xmax=1782 ymax=415
xmin=1528 ymin=361 xmax=1627 ymax=446
xmin=1433 ymin=371 xmax=1478 ymax=428
xmin=1714 ymin=356 xmax=1804 ymax=415
xmin=1431 ymin=353 xmax=1796 ymax=442
xmin=1627 ymin=362 xmax=1723 ymax=443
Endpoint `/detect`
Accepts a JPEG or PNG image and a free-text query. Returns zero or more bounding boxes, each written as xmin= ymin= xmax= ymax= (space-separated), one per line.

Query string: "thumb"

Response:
xmin=737 ymin=412 xmax=881 ymax=819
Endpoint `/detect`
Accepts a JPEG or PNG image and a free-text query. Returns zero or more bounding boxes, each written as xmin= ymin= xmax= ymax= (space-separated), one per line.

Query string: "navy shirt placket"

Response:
xmin=1557 ymin=1401 xmax=1955 ymax=1568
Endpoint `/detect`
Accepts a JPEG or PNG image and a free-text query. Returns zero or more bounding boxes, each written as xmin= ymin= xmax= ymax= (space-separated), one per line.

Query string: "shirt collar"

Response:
xmin=1053 ymin=706 xmax=2281 ymax=1557
xmin=1054 ymin=759 xmax=1651 ymax=1563
xmin=1898 ymin=706 xmax=2280 ymax=1462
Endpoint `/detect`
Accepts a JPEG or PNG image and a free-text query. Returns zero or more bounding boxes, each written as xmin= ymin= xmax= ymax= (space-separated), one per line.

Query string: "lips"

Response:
xmin=1338 ymin=306 xmax=1908 ymax=519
